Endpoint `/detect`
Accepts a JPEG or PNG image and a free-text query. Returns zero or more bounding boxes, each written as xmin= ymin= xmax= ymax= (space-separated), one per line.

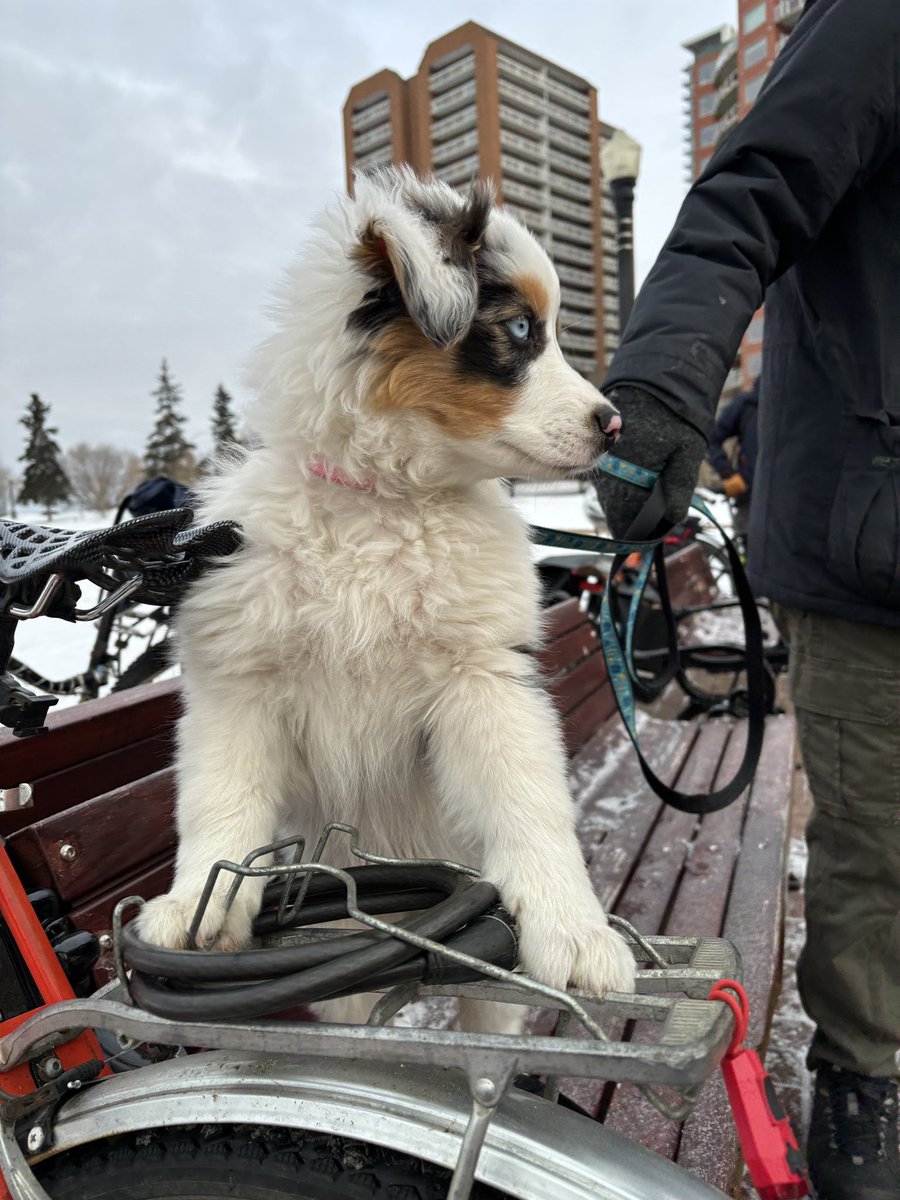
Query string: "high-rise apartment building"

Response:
xmin=682 ymin=0 xmax=803 ymax=391
xmin=343 ymin=22 xmax=633 ymax=380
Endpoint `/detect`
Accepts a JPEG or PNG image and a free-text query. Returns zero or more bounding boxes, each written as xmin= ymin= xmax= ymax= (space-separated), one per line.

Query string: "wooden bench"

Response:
xmin=1 ymin=554 xmax=795 ymax=1197
xmin=536 ymin=592 xmax=795 ymax=1196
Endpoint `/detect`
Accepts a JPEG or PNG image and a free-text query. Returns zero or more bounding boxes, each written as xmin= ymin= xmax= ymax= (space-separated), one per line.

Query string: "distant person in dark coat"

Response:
xmin=594 ymin=2 xmax=900 ymax=1196
xmin=706 ymin=377 xmax=759 ymax=553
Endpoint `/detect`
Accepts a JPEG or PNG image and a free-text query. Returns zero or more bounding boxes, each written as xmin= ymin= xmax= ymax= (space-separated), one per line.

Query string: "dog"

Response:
xmin=137 ymin=167 xmax=635 ymax=1024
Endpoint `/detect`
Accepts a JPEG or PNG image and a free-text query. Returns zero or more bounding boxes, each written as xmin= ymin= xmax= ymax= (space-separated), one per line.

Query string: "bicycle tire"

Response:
xmin=34 ymin=1122 xmax=506 ymax=1200
xmin=111 ymin=640 xmax=172 ymax=692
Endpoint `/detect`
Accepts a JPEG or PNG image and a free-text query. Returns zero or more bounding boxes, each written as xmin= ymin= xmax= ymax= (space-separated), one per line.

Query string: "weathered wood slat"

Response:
xmin=535 ymin=620 xmax=601 ymax=682
xmin=541 ymin=596 xmax=585 ymax=641
xmin=0 ymin=734 xmax=175 ymax=834
xmin=675 ymin=714 xmax=797 ymax=1193
xmin=598 ymin=721 xmax=733 ymax=1146
xmin=7 ymin=769 xmax=176 ymax=902
xmin=0 ymin=677 xmax=180 ymax=784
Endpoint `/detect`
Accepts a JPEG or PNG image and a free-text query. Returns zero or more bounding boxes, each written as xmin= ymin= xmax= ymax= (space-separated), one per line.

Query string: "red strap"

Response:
xmin=709 ymin=978 xmax=750 ymax=1056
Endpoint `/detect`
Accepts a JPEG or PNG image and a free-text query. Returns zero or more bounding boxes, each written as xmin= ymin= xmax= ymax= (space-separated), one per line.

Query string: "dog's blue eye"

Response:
xmin=506 ymin=315 xmax=531 ymax=342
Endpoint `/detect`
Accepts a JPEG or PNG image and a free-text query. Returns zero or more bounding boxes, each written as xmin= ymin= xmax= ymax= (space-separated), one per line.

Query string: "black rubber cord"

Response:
xmin=122 ymin=864 xmax=518 ymax=1021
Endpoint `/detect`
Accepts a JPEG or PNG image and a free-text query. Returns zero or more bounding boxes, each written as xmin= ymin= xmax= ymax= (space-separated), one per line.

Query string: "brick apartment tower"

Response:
xmin=342 ymin=22 xmax=630 ymax=380
xmin=682 ymin=0 xmax=803 ymax=394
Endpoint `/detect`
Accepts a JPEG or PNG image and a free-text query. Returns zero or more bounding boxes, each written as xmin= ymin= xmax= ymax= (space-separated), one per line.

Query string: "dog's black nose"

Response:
xmin=594 ymin=405 xmax=622 ymax=448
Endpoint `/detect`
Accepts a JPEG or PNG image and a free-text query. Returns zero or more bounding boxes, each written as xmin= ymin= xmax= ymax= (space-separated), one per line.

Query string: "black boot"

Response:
xmin=807 ymin=1063 xmax=899 ymax=1200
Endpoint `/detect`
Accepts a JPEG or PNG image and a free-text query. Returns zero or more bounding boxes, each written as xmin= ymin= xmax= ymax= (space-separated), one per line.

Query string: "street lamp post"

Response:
xmin=600 ymin=128 xmax=642 ymax=331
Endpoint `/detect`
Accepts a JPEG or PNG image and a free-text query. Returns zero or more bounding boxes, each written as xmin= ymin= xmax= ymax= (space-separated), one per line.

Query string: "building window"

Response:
xmin=743 ymin=36 xmax=768 ymax=69
xmin=744 ymin=351 xmax=762 ymax=378
xmin=698 ymin=60 xmax=716 ymax=85
xmin=699 ymin=92 xmax=717 ymax=117
xmin=700 ymin=123 xmax=719 ymax=148
xmin=742 ymin=2 xmax=766 ymax=34
xmin=744 ymin=73 xmax=767 ymax=104
xmin=747 ymin=314 xmax=765 ymax=342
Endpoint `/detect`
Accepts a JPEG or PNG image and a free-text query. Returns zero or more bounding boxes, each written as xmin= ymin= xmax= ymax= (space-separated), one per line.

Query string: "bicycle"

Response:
xmin=4 ymin=478 xmax=192 ymax=701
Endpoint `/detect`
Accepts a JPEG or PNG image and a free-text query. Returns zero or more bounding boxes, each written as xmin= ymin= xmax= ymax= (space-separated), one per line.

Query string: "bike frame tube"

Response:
xmin=0 ymin=841 xmax=105 ymax=1099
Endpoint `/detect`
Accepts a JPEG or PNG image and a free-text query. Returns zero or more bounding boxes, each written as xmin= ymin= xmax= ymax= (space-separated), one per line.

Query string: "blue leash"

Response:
xmin=529 ymin=455 xmax=767 ymax=815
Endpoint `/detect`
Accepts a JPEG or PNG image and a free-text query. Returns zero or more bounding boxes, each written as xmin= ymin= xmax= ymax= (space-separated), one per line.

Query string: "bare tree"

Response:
xmin=63 ymin=443 xmax=144 ymax=515
xmin=0 ymin=462 xmax=18 ymax=517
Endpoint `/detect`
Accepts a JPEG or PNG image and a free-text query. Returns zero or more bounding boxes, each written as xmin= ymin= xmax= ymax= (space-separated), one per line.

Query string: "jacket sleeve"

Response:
xmin=602 ymin=0 xmax=900 ymax=437
xmin=707 ymin=397 xmax=743 ymax=477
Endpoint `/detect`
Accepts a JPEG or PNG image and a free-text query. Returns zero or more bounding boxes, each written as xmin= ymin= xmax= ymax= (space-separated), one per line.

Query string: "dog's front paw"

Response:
xmin=136 ymin=889 xmax=255 ymax=952
xmin=516 ymin=906 xmax=635 ymax=997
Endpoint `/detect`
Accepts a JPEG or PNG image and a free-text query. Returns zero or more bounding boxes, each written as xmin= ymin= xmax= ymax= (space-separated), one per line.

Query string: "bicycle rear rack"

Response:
xmin=1 ymin=825 xmax=742 ymax=1200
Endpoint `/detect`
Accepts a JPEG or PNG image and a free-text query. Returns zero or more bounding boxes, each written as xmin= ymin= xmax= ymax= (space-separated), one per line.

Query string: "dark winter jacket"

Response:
xmin=603 ymin=0 xmax=900 ymax=626
xmin=708 ymin=380 xmax=760 ymax=490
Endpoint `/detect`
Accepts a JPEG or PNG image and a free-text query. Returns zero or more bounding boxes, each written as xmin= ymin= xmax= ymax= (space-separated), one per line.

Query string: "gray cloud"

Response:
xmin=0 ymin=0 xmax=732 ymax=464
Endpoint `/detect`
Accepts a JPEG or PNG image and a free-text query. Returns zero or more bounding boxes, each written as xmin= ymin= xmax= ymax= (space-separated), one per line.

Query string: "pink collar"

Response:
xmin=307 ymin=457 xmax=375 ymax=493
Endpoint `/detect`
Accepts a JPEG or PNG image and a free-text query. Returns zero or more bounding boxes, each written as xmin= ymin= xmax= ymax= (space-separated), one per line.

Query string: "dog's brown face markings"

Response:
xmin=368 ymin=318 xmax=519 ymax=437
xmin=355 ymin=237 xmax=555 ymax=439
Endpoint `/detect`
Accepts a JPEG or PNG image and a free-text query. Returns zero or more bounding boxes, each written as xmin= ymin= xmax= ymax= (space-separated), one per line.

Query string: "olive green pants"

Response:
xmin=774 ymin=605 xmax=900 ymax=1079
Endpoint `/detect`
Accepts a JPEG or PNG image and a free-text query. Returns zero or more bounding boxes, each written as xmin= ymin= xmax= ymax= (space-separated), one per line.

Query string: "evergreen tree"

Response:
xmin=211 ymin=384 xmax=241 ymax=456
xmin=18 ymin=393 xmax=71 ymax=520
xmin=143 ymin=359 xmax=195 ymax=480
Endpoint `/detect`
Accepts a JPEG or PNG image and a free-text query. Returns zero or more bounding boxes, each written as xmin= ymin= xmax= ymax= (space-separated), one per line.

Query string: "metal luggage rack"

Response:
xmin=0 ymin=824 xmax=741 ymax=1200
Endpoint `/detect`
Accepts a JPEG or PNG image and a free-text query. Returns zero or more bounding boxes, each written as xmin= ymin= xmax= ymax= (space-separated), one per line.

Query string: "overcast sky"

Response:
xmin=0 ymin=0 xmax=734 ymax=465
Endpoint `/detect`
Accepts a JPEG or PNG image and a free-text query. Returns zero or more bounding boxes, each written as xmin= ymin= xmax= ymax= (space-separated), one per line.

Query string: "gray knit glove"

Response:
xmin=595 ymin=386 xmax=707 ymax=537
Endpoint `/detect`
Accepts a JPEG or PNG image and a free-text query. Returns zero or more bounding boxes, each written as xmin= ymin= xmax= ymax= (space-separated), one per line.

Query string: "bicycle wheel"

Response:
xmin=35 ymin=1123 xmax=505 ymax=1200
xmin=111 ymin=640 xmax=173 ymax=692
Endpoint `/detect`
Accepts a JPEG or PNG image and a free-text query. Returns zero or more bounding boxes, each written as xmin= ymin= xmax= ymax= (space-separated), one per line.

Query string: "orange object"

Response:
xmin=723 ymin=474 xmax=749 ymax=498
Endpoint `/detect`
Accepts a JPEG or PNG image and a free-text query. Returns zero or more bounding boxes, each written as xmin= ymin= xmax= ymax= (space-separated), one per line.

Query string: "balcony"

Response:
xmin=429 ymin=53 xmax=475 ymax=95
xmin=504 ymin=202 xmax=547 ymax=233
xmin=559 ymin=328 xmax=597 ymax=355
xmin=498 ymin=77 xmax=545 ymax=117
xmin=551 ymin=174 xmax=592 ymax=203
xmin=352 ymin=122 xmax=392 ymax=156
xmin=354 ymin=145 xmax=394 ymax=172
xmin=499 ymin=103 xmax=545 ymax=138
xmin=552 ymin=240 xmax=595 ymax=268
xmin=432 ymin=105 xmax=477 ymax=141
xmin=714 ymin=39 xmax=738 ymax=84
xmin=560 ymin=285 xmax=595 ymax=312
xmin=548 ymin=124 xmax=591 ymax=159
xmin=717 ymin=104 xmax=739 ymax=137
xmin=548 ymin=101 xmax=591 ymax=135
xmin=500 ymin=127 xmax=545 ymax=164
xmin=549 ymin=147 xmax=592 ymax=181
xmin=775 ymin=0 xmax=803 ymax=30
xmin=550 ymin=193 xmax=593 ymax=223
xmin=503 ymin=176 xmax=546 ymax=209
xmin=558 ymin=309 xmax=596 ymax=333
xmin=497 ymin=54 xmax=544 ymax=92
xmin=430 ymin=79 xmax=477 ymax=118
xmin=557 ymin=262 xmax=595 ymax=289
xmin=434 ymin=153 xmax=480 ymax=187
xmin=351 ymin=97 xmax=390 ymax=134
xmin=545 ymin=74 xmax=591 ymax=112
xmin=500 ymin=152 xmax=549 ymax=185
xmin=715 ymin=73 xmax=738 ymax=115
xmin=432 ymin=129 xmax=479 ymax=167
xmin=550 ymin=216 xmax=593 ymax=246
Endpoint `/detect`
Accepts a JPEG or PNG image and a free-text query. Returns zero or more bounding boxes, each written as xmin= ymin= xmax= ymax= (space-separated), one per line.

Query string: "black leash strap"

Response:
xmin=532 ymin=467 xmax=767 ymax=815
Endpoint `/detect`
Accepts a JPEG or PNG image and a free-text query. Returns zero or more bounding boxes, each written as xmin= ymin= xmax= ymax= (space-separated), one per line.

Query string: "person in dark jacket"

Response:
xmin=706 ymin=377 xmax=760 ymax=554
xmin=595 ymin=2 xmax=900 ymax=1197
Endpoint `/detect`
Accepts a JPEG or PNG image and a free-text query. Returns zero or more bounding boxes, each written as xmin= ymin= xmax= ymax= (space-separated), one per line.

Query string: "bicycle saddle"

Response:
xmin=0 ymin=509 xmax=242 ymax=618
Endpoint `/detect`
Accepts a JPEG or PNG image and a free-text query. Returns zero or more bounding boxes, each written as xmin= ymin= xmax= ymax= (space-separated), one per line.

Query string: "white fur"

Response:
xmin=138 ymin=169 xmax=634 ymax=1019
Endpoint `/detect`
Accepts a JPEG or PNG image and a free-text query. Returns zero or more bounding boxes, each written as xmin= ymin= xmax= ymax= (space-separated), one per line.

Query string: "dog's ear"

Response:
xmin=352 ymin=177 xmax=492 ymax=349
